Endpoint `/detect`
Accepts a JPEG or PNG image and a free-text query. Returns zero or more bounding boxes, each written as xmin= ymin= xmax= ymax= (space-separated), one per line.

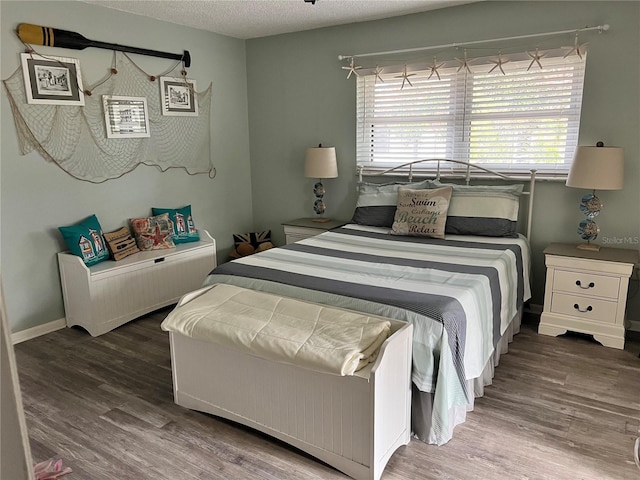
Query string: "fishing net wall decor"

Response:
xmin=2 ymin=53 xmax=214 ymax=183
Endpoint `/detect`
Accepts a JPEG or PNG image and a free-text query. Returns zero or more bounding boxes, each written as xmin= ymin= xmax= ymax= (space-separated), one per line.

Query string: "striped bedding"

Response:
xmin=204 ymin=224 xmax=531 ymax=444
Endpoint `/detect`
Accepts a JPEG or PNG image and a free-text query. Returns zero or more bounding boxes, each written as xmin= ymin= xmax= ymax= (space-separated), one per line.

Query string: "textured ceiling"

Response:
xmin=81 ymin=0 xmax=480 ymax=39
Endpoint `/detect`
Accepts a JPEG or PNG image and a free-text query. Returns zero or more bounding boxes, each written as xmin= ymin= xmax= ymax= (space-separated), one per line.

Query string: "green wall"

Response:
xmin=1 ymin=1 xmax=253 ymax=333
xmin=246 ymin=1 xmax=640 ymax=319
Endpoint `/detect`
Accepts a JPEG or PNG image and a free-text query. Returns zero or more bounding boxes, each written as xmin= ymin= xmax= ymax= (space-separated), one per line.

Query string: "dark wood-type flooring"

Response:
xmin=14 ymin=311 xmax=640 ymax=480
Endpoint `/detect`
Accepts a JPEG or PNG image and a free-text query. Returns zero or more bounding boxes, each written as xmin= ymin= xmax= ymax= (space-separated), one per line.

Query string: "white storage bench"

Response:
xmin=167 ymin=289 xmax=413 ymax=480
xmin=58 ymin=230 xmax=216 ymax=336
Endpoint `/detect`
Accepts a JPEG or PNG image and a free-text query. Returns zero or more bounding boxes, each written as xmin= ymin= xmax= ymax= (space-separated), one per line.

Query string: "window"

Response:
xmin=356 ymin=49 xmax=586 ymax=177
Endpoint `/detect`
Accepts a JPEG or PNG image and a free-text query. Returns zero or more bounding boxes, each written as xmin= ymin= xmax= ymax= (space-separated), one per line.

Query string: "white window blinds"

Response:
xmin=356 ymin=49 xmax=586 ymax=177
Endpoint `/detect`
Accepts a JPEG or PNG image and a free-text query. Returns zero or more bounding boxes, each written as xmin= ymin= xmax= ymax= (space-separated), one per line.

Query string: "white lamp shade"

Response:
xmin=566 ymin=145 xmax=624 ymax=190
xmin=304 ymin=146 xmax=338 ymax=179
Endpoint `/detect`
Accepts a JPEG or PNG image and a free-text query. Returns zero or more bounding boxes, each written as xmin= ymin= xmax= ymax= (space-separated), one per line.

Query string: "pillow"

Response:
xmin=129 ymin=213 xmax=176 ymax=251
xmin=433 ymin=181 xmax=524 ymax=237
xmin=230 ymin=231 xmax=274 ymax=259
xmin=151 ymin=205 xmax=200 ymax=244
xmin=58 ymin=214 xmax=110 ymax=266
xmin=351 ymin=179 xmax=438 ymax=227
xmin=103 ymin=226 xmax=140 ymax=261
xmin=390 ymin=187 xmax=453 ymax=238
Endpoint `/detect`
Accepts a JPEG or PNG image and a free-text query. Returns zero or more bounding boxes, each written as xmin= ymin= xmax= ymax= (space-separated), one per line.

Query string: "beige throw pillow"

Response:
xmin=129 ymin=213 xmax=176 ymax=251
xmin=103 ymin=226 xmax=140 ymax=261
xmin=390 ymin=186 xmax=453 ymax=238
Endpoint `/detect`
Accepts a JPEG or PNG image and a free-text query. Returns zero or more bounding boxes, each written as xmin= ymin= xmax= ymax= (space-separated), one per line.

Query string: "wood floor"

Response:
xmin=14 ymin=311 xmax=640 ymax=480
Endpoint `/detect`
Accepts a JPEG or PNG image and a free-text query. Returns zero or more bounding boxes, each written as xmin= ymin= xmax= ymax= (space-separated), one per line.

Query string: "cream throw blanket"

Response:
xmin=161 ymin=284 xmax=391 ymax=376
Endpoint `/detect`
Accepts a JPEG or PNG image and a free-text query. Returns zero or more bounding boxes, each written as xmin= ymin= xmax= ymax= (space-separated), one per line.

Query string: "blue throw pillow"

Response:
xmin=58 ymin=214 xmax=110 ymax=266
xmin=151 ymin=205 xmax=200 ymax=244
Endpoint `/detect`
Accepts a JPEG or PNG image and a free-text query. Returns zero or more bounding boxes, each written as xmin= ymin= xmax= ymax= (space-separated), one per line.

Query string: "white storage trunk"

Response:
xmin=169 ymin=319 xmax=413 ymax=480
xmin=58 ymin=230 xmax=216 ymax=336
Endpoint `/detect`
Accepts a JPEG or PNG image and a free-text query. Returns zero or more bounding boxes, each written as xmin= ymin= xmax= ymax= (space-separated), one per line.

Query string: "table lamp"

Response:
xmin=565 ymin=142 xmax=624 ymax=251
xmin=304 ymin=144 xmax=338 ymax=222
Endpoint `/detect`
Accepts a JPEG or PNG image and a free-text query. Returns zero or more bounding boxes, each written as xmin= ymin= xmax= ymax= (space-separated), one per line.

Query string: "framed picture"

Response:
xmin=20 ymin=53 xmax=85 ymax=106
xmin=159 ymin=76 xmax=198 ymax=116
xmin=102 ymin=95 xmax=150 ymax=139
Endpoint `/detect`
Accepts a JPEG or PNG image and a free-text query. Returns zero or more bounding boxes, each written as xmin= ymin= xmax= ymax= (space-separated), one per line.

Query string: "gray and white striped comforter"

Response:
xmin=205 ymin=224 xmax=531 ymax=441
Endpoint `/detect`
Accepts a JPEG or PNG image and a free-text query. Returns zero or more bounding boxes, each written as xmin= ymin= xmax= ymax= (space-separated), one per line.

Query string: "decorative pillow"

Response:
xmin=351 ymin=179 xmax=438 ymax=227
xmin=390 ymin=187 xmax=453 ymax=238
xmin=433 ymin=181 xmax=524 ymax=237
xmin=58 ymin=214 xmax=110 ymax=266
xmin=151 ymin=205 xmax=200 ymax=244
xmin=103 ymin=226 xmax=140 ymax=261
xmin=230 ymin=231 xmax=274 ymax=259
xmin=129 ymin=213 xmax=176 ymax=251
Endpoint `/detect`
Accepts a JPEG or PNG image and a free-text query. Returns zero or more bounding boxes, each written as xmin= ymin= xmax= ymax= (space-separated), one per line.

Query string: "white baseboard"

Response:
xmin=9 ymin=313 xmax=637 ymax=340
xmin=11 ymin=318 xmax=66 ymax=345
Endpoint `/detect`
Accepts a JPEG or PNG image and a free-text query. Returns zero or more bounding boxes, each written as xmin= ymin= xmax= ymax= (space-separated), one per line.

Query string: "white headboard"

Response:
xmin=357 ymin=159 xmax=537 ymax=239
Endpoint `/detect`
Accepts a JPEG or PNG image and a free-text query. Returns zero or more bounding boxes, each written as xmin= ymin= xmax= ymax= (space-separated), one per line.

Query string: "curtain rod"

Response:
xmin=338 ymin=24 xmax=609 ymax=61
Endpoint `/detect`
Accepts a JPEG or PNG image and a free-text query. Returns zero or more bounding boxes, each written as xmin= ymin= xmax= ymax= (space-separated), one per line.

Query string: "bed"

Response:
xmin=164 ymin=160 xmax=535 ymax=478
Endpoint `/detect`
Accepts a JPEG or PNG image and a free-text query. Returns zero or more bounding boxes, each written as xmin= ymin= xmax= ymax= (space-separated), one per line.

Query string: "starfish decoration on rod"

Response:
xmin=527 ymin=47 xmax=546 ymax=71
xmin=488 ymin=52 xmax=509 ymax=75
xmin=563 ymin=33 xmax=587 ymax=59
xmin=428 ymin=56 xmax=444 ymax=80
xmin=341 ymin=57 xmax=362 ymax=79
xmin=373 ymin=65 xmax=385 ymax=83
xmin=395 ymin=64 xmax=415 ymax=89
xmin=455 ymin=49 xmax=473 ymax=74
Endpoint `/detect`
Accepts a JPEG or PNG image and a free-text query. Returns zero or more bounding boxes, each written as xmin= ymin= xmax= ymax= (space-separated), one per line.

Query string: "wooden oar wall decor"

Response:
xmin=16 ymin=23 xmax=191 ymax=67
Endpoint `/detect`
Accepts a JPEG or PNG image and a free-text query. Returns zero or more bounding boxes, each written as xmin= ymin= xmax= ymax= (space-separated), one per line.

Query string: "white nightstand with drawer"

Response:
xmin=539 ymin=243 xmax=638 ymax=349
xmin=282 ymin=218 xmax=346 ymax=244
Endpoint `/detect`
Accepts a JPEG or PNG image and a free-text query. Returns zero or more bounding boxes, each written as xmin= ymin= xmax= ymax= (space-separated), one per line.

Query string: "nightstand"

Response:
xmin=282 ymin=218 xmax=347 ymax=244
xmin=539 ymin=243 xmax=638 ymax=349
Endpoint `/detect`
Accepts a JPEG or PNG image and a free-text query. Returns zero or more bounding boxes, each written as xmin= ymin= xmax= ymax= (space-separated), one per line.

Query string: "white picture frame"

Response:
xmin=160 ymin=76 xmax=198 ymax=116
xmin=20 ymin=53 xmax=85 ymax=106
xmin=102 ymin=95 xmax=151 ymax=139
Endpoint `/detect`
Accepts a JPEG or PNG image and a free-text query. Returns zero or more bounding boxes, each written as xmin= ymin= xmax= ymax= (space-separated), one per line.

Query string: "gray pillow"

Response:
xmin=432 ymin=181 xmax=524 ymax=237
xmin=351 ymin=179 xmax=438 ymax=227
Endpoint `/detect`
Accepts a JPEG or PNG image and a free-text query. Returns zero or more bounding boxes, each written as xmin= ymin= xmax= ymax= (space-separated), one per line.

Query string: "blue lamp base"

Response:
xmin=312 ymin=181 xmax=331 ymax=222
xmin=576 ymin=194 xmax=601 ymax=251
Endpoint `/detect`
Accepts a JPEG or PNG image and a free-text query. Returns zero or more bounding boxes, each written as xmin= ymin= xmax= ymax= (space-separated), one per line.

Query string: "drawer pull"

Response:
xmin=575 ymin=280 xmax=595 ymax=289
xmin=573 ymin=303 xmax=593 ymax=313
xmin=154 ymin=257 xmax=165 ymax=263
